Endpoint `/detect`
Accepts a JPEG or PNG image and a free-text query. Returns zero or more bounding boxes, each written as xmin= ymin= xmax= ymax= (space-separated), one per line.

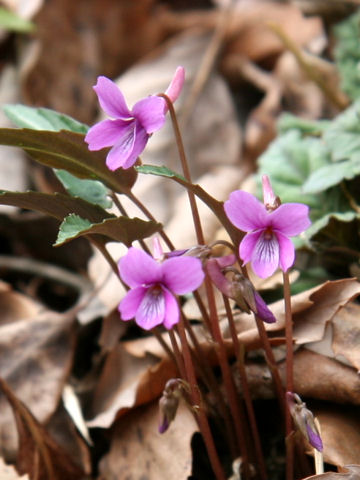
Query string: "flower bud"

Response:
xmin=158 ymin=379 xmax=186 ymax=433
xmin=165 ymin=66 xmax=185 ymax=104
xmin=286 ymin=392 xmax=323 ymax=452
xmin=262 ymin=175 xmax=281 ymax=212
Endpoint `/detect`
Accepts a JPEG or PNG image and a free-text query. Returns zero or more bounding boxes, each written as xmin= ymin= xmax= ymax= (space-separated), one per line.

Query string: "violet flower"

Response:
xmin=118 ymin=247 xmax=204 ymax=330
xmin=224 ymin=181 xmax=311 ymax=278
xmin=85 ymin=67 xmax=185 ymax=171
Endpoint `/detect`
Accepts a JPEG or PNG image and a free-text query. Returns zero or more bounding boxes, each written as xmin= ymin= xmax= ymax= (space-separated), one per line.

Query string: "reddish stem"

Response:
xmin=223 ymin=295 xmax=267 ymax=480
xmin=283 ymin=270 xmax=294 ymax=480
xmin=177 ymin=317 xmax=226 ymax=480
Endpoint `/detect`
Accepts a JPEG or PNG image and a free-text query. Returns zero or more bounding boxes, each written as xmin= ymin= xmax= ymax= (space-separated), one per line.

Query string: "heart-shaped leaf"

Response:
xmin=55 ymin=214 xmax=162 ymax=247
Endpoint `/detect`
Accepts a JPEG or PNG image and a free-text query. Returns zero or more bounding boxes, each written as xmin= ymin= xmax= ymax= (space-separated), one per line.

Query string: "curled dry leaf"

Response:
xmin=0 ymin=285 xmax=76 ymax=459
xmin=232 ymin=278 xmax=360 ymax=350
xmin=98 ymin=400 xmax=197 ymax=480
xmin=0 ymin=378 xmax=86 ymax=480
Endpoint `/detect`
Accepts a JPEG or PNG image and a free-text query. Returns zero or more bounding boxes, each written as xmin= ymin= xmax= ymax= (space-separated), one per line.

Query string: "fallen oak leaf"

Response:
xmin=0 ymin=292 xmax=76 ymax=460
xmin=98 ymin=400 xmax=197 ymax=480
xmin=0 ymin=378 xmax=86 ymax=480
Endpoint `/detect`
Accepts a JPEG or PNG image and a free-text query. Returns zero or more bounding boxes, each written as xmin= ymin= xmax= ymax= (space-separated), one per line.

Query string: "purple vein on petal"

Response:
xmin=136 ymin=286 xmax=165 ymax=330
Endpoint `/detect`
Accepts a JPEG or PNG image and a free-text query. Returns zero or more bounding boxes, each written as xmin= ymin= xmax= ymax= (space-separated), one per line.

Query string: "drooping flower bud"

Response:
xmin=206 ymin=259 xmax=276 ymax=323
xmin=286 ymin=392 xmax=323 ymax=452
xmin=158 ymin=379 xmax=186 ymax=434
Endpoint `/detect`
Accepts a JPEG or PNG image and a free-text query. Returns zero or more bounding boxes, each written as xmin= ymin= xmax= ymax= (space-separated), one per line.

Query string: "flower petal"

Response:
xmin=270 ymin=203 xmax=311 ymax=236
xmin=118 ymin=247 xmax=162 ymax=288
xmin=276 ymin=232 xmax=295 ymax=272
xmin=165 ymin=66 xmax=185 ymax=105
xmin=85 ymin=119 xmax=130 ymax=151
xmin=239 ymin=230 xmax=263 ymax=265
xmin=93 ymin=76 xmax=131 ymax=119
xmin=306 ymin=422 xmax=323 ymax=452
xmin=254 ymin=292 xmax=276 ymax=323
xmin=118 ymin=286 xmax=147 ymax=320
xmin=106 ymin=122 xmax=148 ymax=170
xmin=251 ymin=231 xmax=279 ymax=278
xmin=136 ymin=286 xmax=165 ymax=330
xmin=162 ymin=288 xmax=180 ymax=329
xmin=224 ymin=190 xmax=268 ymax=232
xmin=162 ymin=256 xmax=205 ymax=295
xmin=132 ymin=96 xmax=166 ymax=134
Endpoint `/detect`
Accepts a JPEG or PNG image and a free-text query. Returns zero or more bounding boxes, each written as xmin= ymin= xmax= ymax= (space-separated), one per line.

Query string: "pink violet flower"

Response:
xmin=118 ymin=246 xmax=204 ymax=330
xmin=85 ymin=67 xmax=185 ymax=171
xmin=224 ymin=186 xmax=311 ymax=279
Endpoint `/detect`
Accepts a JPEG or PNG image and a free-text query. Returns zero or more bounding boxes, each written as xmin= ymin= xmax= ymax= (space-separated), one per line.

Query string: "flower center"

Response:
xmin=148 ymin=284 xmax=163 ymax=297
xmin=263 ymin=226 xmax=274 ymax=240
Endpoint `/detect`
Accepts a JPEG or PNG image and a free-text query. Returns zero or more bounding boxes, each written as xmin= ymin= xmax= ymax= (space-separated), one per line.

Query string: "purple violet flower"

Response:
xmin=85 ymin=67 xmax=185 ymax=171
xmin=224 ymin=186 xmax=311 ymax=279
xmin=118 ymin=247 xmax=204 ymax=330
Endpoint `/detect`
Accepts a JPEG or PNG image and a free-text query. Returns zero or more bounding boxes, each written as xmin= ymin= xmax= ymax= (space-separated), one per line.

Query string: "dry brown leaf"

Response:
xmin=285 ymin=350 xmax=360 ymax=406
xmin=0 ymin=378 xmax=86 ymax=480
xmin=22 ymin=0 xmax=168 ymax=123
xmin=98 ymin=400 xmax=197 ymax=480
xmin=332 ymin=303 xmax=360 ymax=370
xmin=240 ymin=349 xmax=360 ymax=406
xmin=232 ymin=279 xmax=360 ymax=349
xmin=314 ymin=405 xmax=360 ymax=467
xmin=87 ymin=343 xmax=177 ymax=429
xmin=0 ymin=281 xmax=42 ymax=326
xmin=304 ymin=465 xmax=360 ymax=480
xmin=0 ymin=296 xmax=76 ymax=460
xmin=224 ymin=1 xmax=323 ymax=62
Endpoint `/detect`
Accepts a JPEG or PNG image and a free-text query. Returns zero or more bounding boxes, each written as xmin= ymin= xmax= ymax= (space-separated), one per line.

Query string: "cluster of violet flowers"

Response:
xmin=85 ymin=66 xmax=322 ymax=479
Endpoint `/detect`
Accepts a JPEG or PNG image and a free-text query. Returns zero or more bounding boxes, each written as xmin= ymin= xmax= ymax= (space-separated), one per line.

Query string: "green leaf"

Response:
xmin=0 ymin=190 xmax=114 ymax=223
xmin=277 ymin=113 xmax=330 ymax=135
xmin=3 ymin=104 xmax=89 ymax=133
xmin=55 ymin=169 xmax=111 ymax=208
xmin=136 ymin=164 xmax=186 ymax=181
xmin=303 ymin=157 xmax=360 ymax=194
xmin=0 ymin=128 xmax=137 ymax=194
xmin=323 ymin=100 xmax=360 ymax=161
xmin=257 ymin=130 xmax=330 ymax=206
xmin=0 ymin=7 xmax=35 ymax=33
xmin=55 ymin=214 xmax=162 ymax=247
xmin=305 ymin=211 xmax=359 ymax=240
xmin=334 ymin=10 xmax=360 ymax=100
